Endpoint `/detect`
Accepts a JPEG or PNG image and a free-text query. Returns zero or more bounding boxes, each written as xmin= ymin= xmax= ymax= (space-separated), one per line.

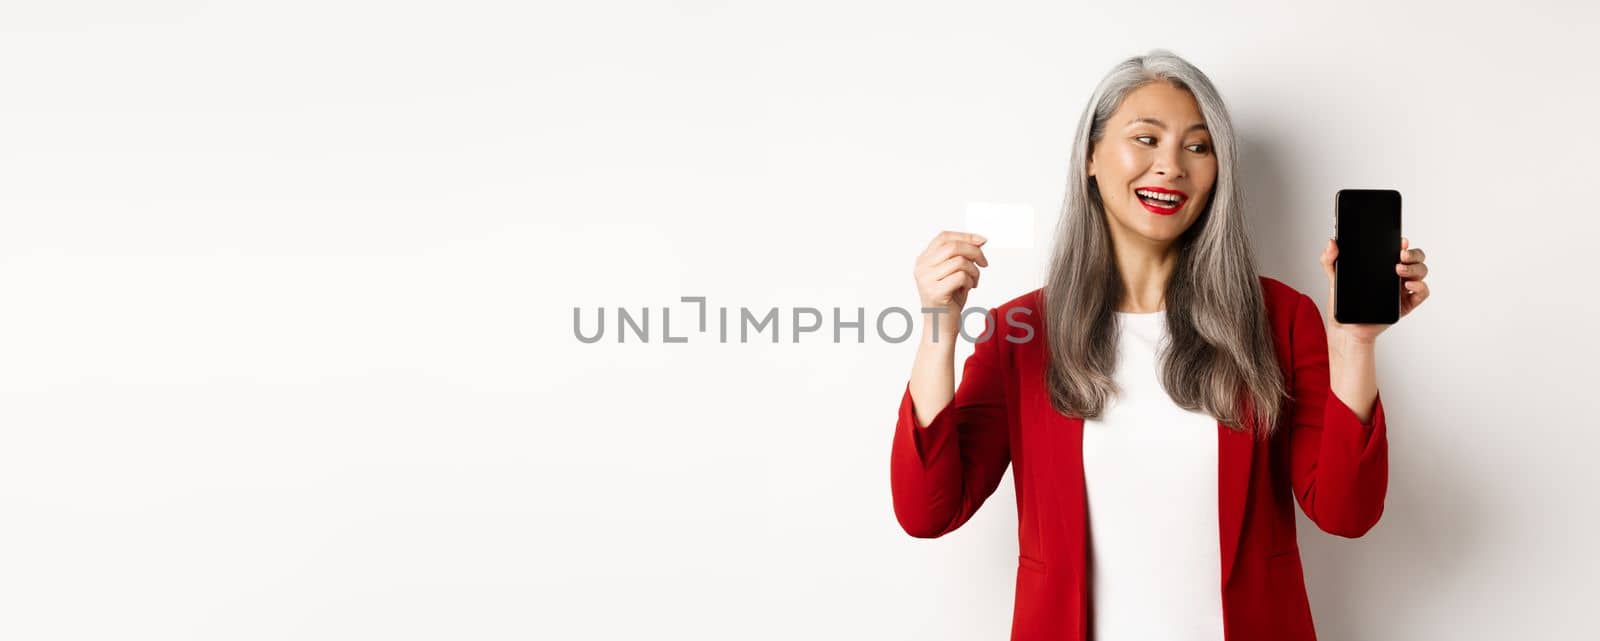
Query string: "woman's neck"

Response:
xmin=1112 ymin=236 xmax=1179 ymax=313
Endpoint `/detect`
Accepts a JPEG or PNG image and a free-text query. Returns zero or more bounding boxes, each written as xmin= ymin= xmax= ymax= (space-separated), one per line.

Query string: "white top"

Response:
xmin=1081 ymin=310 xmax=1224 ymax=641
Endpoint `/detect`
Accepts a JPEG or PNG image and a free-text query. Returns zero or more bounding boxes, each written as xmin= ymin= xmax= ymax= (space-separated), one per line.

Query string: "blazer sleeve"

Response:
xmin=889 ymin=308 xmax=1013 ymax=539
xmin=1286 ymin=292 xmax=1390 ymax=538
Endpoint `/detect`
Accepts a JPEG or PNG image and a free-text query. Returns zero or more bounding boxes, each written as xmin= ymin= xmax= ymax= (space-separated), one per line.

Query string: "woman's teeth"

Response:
xmin=1136 ymin=190 xmax=1182 ymax=208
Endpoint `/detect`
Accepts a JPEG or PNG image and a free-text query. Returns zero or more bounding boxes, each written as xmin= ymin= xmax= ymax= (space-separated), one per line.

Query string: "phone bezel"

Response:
xmin=1333 ymin=189 xmax=1403 ymax=325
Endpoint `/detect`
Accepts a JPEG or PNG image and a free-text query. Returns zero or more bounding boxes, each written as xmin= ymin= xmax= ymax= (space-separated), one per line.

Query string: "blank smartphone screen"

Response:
xmin=1334 ymin=189 xmax=1402 ymax=324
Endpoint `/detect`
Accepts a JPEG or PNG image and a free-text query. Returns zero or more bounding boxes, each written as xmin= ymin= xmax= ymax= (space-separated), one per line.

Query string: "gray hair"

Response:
xmin=1041 ymin=49 xmax=1288 ymax=436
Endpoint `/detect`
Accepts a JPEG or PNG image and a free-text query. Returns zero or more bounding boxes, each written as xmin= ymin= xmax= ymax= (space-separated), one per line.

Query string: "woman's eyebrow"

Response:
xmin=1126 ymin=116 xmax=1208 ymax=133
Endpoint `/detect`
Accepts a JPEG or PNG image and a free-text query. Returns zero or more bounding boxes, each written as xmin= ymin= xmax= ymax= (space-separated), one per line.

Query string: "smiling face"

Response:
xmin=1088 ymin=81 xmax=1218 ymax=246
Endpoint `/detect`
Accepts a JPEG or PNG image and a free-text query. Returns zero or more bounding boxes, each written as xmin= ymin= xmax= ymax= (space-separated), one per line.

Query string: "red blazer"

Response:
xmin=890 ymin=276 xmax=1388 ymax=641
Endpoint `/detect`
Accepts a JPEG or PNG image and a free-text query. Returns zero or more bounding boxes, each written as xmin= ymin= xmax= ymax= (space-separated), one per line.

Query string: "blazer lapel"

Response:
xmin=1024 ymin=289 xmax=1260 ymax=598
xmin=1217 ymin=396 xmax=1257 ymax=586
xmin=1046 ymin=408 xmax=1090 ymax=640
xmin=1022 ymin=325 xmax=1091 ymax=640
xmin=1035 ymin=386 xmax=1255 ymax=595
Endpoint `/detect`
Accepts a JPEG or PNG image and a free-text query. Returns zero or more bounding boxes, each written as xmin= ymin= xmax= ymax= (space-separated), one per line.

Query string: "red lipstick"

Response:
xmin=1135 ymin=186 xmax=1188 ymax=216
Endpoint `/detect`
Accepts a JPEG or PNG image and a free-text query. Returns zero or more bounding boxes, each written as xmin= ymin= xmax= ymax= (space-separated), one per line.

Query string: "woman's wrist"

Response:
xmin=919 ymin=308 xmax=962 ymax=344
xmin=1328 ymin=333 xmax=1379 ymax=424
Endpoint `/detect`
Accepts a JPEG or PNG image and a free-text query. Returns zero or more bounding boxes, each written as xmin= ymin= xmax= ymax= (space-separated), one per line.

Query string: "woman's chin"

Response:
xmin=1132 ymin=221 xmax=1190 ymax=244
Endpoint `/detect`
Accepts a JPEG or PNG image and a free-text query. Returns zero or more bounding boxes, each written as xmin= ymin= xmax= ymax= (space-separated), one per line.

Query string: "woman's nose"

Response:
xmin=1153 ymin=146 xmax=1185 ymax=179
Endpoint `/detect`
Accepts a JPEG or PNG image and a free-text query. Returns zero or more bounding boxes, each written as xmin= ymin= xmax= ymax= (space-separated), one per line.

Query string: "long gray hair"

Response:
xmin=1042 ymin=49 xmax=1288 ymax=437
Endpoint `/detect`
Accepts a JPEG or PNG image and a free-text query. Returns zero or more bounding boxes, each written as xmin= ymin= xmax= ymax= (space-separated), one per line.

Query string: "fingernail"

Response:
xmin=973 ymin=234 xmax=987 ymax=244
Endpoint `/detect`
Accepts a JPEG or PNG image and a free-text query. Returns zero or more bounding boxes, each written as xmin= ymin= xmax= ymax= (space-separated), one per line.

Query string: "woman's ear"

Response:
xmin=1086 ymin=145 xmax=1097 ymax=177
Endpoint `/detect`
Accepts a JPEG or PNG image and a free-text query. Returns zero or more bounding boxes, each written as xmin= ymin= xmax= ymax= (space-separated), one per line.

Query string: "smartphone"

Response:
xmin=1334 ymin=189 xmax=1402 ymax=324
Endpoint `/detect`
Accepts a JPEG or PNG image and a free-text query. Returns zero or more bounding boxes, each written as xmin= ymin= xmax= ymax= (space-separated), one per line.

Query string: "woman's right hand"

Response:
xmin=914 ymin=230 xmax=989 ymax=332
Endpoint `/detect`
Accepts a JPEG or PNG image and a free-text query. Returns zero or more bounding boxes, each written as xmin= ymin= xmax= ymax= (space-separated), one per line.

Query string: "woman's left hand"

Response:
xmin=1320 ymin=236 xmax=1430 ymax=344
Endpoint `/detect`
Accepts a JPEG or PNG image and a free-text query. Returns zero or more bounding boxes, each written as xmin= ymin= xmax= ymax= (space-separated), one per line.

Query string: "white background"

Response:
xmin=2 ymin=1 xmax=1597 ymax=639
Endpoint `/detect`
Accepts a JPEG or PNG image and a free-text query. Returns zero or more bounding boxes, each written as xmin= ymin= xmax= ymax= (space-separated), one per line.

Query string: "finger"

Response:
xmin=1401 ymin=236 xmax=1409 ymax=251
xmin=934 ymin=271 xmax=973 ymax=298
xmin=1396 ymin=262 xmax=1429 ymax=279
xmin=925 ymin=231 xmax=962 ymax=254
xmin=1404 ymin=279 xmax=1430 ymax=304
xmin=925 ymin=230 xmax=987 ymax=254
xmin=927 ymin=257 xmax=979 ymax=290
xmin=925 ymin=240 xmax=989 ymax=268
xmin=1401 ymin=247 xmax=1425 ymax=264
xmin=1321 ymin=237 xmax=1337 ymax=278
xmin=931 ymin=255 xmax=980 ymax=285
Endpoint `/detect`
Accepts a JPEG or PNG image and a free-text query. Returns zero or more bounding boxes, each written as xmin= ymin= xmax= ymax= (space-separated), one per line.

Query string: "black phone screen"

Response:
xmin=1334 ymin=189 xmax=1402 ymax=324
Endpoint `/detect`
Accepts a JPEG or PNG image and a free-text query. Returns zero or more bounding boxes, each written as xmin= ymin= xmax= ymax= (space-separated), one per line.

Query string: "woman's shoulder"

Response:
xmin=1256 ymin=276 xmax=1326 ymax=358
xmin=996 ymin=287 xmax=1044 ymax=314
xmin=986 ymin=288 xmax=1045 ymax=333
xmin=1257 ymin=275 xmax=1314 ymax=316
xmin=975 ymin=288 xmax=1046 ymax=353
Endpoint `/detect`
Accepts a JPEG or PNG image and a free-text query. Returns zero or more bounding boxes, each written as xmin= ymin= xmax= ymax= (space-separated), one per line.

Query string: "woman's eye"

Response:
xmin=1136 ymin=135 xmax=1208 ymax=153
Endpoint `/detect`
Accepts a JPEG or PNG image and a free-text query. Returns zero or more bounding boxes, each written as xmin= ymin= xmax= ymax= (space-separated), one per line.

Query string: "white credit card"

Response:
xmin=963 ymin=202 xmax=1035 ymax=249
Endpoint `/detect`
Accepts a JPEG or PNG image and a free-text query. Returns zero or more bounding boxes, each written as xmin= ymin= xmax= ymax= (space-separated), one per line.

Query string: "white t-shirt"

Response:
xmin=1081 ymin=310 xmax=1224 ymax=641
